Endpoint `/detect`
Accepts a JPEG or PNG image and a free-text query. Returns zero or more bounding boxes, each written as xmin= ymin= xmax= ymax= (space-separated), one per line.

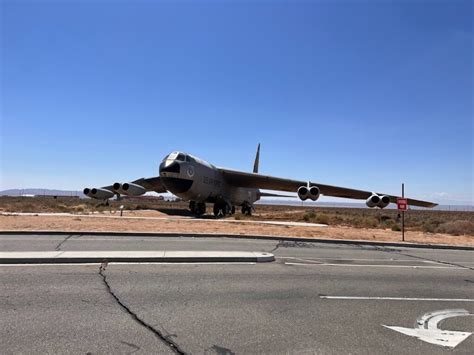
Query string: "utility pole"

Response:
xmin=402 ymin=183 xmax=405 ymax=242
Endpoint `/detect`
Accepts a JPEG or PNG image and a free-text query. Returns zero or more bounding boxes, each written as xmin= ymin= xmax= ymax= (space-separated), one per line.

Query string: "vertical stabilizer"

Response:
xmin=253 ymin=143 xmax=260 ymax=173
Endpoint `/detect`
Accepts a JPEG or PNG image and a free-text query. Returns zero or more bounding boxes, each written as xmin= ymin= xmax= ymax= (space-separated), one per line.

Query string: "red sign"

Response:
xmin=397 ymin=198 xmax=408 ymax=211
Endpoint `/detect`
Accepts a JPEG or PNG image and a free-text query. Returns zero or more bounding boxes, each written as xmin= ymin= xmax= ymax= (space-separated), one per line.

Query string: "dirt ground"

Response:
xmin=1 ymin=209 xmax=473 ymax=247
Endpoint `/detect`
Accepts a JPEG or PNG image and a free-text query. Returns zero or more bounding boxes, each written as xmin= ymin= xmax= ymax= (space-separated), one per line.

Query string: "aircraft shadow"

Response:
xmin=156 ymin=208 xmax=220 ymax=220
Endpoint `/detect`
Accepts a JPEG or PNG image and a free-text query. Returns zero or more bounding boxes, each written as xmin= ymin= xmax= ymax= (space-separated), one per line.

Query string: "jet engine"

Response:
xmin=366 ymin=194 xmax=381 ymax=208
xmin=84 ymin=188 xmax=114 ymax=200
xmin=115 ymin=182 xmax=146 ymax=196
xmin=297 ymin=186 xmax=309 ymax=201
xmin=377 ymin=195 xmax=390 ymax=209
xmin=308 ymin=186 xmax=320 ymax=201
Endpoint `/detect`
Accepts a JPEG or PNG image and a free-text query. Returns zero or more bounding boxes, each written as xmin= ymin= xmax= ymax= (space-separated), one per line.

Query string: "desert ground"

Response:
xmin=1 ymin=196 xmax=473 ymax=246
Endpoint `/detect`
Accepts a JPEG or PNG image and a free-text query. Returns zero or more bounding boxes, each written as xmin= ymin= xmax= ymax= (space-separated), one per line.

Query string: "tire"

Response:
xmin=213 ymin=203 xmax=227 ymax=218
xmin=189 ymin=201 xmax=196 ymax=214
xmin=196 ymin=202 xmax=206 ymax=216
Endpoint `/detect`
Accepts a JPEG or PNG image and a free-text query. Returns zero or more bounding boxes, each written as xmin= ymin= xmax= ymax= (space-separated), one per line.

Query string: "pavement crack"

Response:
xmin=269 ymin=240 xmax=316 ymax=252
xmin=269 ymin=241 xmax=283 ymax=253
xmin=120 ymin=340 xmax=140 ymax=354
xmin=98 ymin=264 xmax=188 ymax=355
xmin=55 ymin=234 xmax=79 ymax=251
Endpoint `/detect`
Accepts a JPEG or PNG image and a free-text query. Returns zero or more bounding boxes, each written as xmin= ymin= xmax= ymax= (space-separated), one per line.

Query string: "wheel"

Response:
xmin=189 ymin=201 xmax=196 ymax=214
xmin=231 ymin=206 xmax=235 ymax=214
xmin=195 ymin=202 xmax=206 ymax=216
xmin=213 ymin=202 xmax=228 ymax=218
xmin=241 ymin=205 xmax=252 ymax=215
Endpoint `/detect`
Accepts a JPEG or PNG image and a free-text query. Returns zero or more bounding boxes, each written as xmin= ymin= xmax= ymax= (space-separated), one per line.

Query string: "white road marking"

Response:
xmin=0 ymin=262 xmax=257 ymax=267
xmin=284 ymin=262 xmax=464 ymax=269
xmin=384 ymin=309 xmax=473 ymax=348
xmin=284 ymin=256 xmax=442 ymax=263
xmin=320 ymin=296 xmax=474 ymax=302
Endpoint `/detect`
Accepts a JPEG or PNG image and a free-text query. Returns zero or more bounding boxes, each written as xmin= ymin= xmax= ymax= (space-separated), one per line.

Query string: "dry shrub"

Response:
xmin=303 ymin=210 xmax=316 ymax=222
xmin=436 ymin=220 xmax=474 ymax=236
xmin=315 ymin=213 xmax=329 ymax=224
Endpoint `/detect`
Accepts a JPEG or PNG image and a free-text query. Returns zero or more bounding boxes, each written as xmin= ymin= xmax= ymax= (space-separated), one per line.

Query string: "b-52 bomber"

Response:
xmin=84 ymin=145 xmax=437 ymax=217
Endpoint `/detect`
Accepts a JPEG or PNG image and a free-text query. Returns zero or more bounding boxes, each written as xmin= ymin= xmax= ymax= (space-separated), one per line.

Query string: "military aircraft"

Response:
xmin=83 ymin=144 xmax=437 ymax=216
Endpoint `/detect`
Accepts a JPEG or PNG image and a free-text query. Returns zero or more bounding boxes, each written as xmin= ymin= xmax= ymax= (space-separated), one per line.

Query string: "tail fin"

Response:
xmin=253 ymin=143 xmax=260 ymax=173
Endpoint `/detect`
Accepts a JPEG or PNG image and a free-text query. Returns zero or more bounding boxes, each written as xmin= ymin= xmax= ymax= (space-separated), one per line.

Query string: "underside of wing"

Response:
xmin=219 ymin=168 xmax=437 ymax=208
xmin=131 ymin=177 xmax=167 ymax=193
xmin=84 ymin=176 xmax=167 ymax=199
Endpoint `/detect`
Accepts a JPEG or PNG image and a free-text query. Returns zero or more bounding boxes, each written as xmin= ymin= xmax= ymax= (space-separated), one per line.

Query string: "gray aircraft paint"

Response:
xmin=159 ymin=152 xmax=259 ymax=207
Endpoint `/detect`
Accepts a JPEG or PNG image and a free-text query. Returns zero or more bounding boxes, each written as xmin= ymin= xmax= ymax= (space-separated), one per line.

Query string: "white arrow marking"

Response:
xmin=383 ymin=309 xmax=473 ymax=349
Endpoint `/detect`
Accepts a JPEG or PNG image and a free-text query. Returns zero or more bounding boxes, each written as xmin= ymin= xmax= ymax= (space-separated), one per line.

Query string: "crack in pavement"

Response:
xmin=269 ymin=240 xmax=318 ymax=252
xmin=55 ymin=234 xmax=79 ymax=251
xmin=98 ymin=264 xmax=188 ymax=355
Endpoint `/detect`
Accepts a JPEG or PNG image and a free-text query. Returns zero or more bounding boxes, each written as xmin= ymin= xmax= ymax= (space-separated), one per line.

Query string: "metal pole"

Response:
xmin=402 ymin=183 xmax=405 ymax=242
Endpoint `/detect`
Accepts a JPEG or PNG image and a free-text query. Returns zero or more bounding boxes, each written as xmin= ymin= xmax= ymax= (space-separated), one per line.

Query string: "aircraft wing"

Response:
xmin=219 ymin=168 xmax=437 ymax=208
xmin=130 ymin=177 xmax=167 ymax=193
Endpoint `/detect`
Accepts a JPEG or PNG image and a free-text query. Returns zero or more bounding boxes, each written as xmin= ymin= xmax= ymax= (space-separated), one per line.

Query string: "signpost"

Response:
xmin=397 ymin=183 xmax=407 ymax=241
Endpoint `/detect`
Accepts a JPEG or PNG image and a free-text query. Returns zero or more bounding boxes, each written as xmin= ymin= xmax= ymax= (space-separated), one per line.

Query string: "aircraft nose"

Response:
xmin=159 ymin=161 xmax=181 ymax=174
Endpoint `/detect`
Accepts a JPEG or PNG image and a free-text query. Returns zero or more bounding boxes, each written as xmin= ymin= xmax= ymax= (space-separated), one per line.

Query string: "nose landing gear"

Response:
xmin=189 ymin=201 xmax=206 ymax=216
xmin=241 ymin=204 xmax=253 ymax=216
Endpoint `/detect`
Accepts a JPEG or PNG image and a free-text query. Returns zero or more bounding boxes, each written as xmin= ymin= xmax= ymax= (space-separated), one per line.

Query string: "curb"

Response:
xmin=0 ymin=251 xmax=275 ymax=264
xmin=0 ymin=231 xmax=473 ymax=251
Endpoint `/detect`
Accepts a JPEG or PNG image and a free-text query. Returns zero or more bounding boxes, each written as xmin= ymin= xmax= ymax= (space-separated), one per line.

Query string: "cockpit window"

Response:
xmin=167 ymin=152 xmax=178 ymax=160
xmin=162 ymin=151 xmax=187 ymax=163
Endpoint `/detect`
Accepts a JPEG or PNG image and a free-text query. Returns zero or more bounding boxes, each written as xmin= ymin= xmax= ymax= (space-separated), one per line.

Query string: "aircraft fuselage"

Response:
xmin=159 ymin=152 xmax=259 ymax=207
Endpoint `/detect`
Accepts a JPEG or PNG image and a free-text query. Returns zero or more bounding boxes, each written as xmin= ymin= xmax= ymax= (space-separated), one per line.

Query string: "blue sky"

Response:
xmin=1 ymin=0 xmax=472 ymax=204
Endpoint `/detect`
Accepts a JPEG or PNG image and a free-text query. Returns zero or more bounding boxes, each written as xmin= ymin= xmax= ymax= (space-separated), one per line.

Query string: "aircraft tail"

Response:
xmin=253 ymin=143 xmax=260 ymax=173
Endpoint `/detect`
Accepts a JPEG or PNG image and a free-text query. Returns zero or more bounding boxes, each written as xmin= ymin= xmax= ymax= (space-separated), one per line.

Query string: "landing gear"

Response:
xmin=241 ymin=205 xmax=252 ymax=216
xmin=195 ymin=202 xmax=206 ymax=216
xmin=189 ymin=201 xmax=206 ymax=216
xmin=213 ymin=202 xmax=231 ymax=218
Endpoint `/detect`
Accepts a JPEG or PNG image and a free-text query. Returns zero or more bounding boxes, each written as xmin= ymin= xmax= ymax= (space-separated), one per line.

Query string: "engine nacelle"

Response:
xmin=297 ymin=186 xmax=309 ymax=201
xmin=85 ymin=188 xmax=114 ymax=200
xmin=308 ymin=186 xmax=320 ymax=201
xmin=377 ymin=195 xmax=390 ymax=209
xmin=119 ymin=182 xmax=146 ymax=196
xmin=366 ymin=194 xmax=381 ymax=208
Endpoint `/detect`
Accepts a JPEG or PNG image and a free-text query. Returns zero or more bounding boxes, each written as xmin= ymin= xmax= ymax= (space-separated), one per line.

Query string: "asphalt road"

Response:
xmin=1 ymin=234 xmax=473 ymax=354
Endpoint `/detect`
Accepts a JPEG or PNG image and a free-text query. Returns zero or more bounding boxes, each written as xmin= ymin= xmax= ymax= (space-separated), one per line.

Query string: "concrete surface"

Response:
xmin=0 ymin=250 xmax=274 ymax=264
xmin=1 ymin=234 xmax=473 ymax=354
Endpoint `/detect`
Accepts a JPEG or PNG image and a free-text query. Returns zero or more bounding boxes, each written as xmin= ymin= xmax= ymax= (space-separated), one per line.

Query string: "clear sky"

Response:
xmin=1 ymin=0 xmax=472 ymax=205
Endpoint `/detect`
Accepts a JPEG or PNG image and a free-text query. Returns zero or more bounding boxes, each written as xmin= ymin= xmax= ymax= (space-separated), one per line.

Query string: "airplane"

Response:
xmin=83 ymin=144 xmax=437 ymax=217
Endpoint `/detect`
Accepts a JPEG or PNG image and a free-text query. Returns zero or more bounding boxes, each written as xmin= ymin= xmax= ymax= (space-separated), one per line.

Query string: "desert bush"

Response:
xmin=303 ymin=210 xmax=316 ymax=222
xmin=422 ymin=221 xmax=437 ymax=233
xmin=365 ymin=216 xmax=379 ymax=228
xmin=315 ymin=213 xmax=329 ymax=224
xmin=391 ymin=224 xmax=401 ymax=231
xmin=436 ymin=220 xmax=474 ymax=236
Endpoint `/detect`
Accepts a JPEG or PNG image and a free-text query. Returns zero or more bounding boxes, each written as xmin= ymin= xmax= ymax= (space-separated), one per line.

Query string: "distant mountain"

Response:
xmin=0 ymin=189 xmax=85 ymax=197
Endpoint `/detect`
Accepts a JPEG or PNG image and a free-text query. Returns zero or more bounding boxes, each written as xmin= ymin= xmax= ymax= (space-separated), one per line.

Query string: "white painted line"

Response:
xmin=320 ymin=296 xmax=474 ymax=302
xmin=284 ymin=262 xmax=463 ymax=269
xmin=285 ymin=256 xmax=441 ymax=263
xmin=384 ymin=309 xmax=473 ymax=348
